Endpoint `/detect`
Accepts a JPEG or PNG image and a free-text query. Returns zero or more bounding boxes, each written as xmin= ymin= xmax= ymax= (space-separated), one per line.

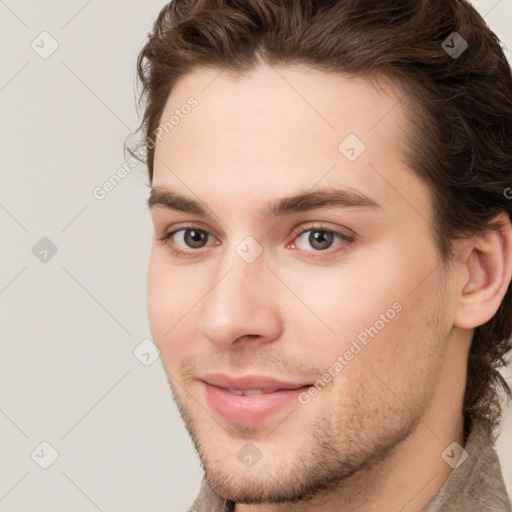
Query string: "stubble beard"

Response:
xmin=165 ymin=283 xmax=450 ymax=505
xmin=168 ymin=375 xmax=427 ymax=506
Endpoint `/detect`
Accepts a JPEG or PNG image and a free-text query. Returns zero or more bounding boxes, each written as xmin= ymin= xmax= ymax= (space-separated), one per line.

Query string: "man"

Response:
xmin=132 ymin=0 xmax=512 ymax=510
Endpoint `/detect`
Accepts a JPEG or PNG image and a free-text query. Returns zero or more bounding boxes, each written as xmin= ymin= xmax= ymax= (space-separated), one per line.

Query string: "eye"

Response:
xmin=173 ymin=228 xmax=210 ymax=249
xmin=157 ymin=226 xmax=216 ymax=257
xmin=290 ymin=225 xmax=353 ymax=255
xmin=157 ymin=224 xmax=353 ymax=259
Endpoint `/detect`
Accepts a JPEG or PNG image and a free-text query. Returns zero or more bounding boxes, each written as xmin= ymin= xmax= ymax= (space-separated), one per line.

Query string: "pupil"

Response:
xmin=311 ymin=230 xmax=333 ymax=250
xmin=187 ymin=229 xmax=205 ymax=248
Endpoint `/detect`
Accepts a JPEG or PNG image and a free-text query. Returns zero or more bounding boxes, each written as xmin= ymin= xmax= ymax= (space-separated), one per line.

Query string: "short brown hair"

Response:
xmin=129 ymin=0 xmax=512 ymax=441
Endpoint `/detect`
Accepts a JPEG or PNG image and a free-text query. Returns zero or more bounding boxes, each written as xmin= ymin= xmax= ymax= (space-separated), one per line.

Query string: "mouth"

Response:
xmin=200 ymin=373 xmax=312 ymax=426
xmin=224 ymin=388 xmax=286 ymax=396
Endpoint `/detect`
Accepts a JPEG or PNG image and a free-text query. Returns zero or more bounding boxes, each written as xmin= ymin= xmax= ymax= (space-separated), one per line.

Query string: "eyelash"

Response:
xmin=156 ymin=224 xmax=354 ymax=260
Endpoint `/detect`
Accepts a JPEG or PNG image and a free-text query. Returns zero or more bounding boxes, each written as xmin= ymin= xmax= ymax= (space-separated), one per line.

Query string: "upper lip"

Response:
xmin=201 ymin=373 xmax=311 ymax=391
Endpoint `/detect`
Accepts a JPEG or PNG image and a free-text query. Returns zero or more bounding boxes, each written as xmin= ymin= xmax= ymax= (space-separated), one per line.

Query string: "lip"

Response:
xmin=201 ymin=373 xmax=310 ymax=392
xmin=200 ymin=373 xmax=312 ymax=426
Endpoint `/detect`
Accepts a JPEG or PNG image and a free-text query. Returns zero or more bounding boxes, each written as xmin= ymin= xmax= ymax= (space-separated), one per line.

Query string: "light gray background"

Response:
xmin=0 ymin=1 xmax=511 ymax=511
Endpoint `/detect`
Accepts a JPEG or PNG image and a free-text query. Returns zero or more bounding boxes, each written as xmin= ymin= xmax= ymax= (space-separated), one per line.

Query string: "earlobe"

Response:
xmin=454 ymin=212 xmax=512 ymax=330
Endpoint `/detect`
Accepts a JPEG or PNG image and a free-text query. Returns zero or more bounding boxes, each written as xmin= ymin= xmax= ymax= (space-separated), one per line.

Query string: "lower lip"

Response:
xmin=202 ymin=382 xmax=310 ymax=426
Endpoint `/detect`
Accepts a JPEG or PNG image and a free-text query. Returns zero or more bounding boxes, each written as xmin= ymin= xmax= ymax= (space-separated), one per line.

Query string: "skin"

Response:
xmin=146 ymin=63 xmax=512 ymax=511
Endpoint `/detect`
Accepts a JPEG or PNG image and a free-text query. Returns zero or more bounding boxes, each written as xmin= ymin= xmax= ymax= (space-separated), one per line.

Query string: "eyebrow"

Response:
xmin=147 ymin=185 xmax=381 ymax=219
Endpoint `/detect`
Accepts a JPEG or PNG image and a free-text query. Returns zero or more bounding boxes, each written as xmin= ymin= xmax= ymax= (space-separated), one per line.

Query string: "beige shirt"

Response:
xmin=190 ymin=419 xmax=512 ymax=511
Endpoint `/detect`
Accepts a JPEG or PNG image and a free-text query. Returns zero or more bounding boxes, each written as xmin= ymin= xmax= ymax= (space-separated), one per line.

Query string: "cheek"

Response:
xmin=146 ymin=252 xmax=195 ymax=364
xmin=276 ymin=253 xmax=405 ymax=348
xmin=146 ymin=253 xmax=168 ymax=339
xmin=146 ymin=233 xmax=446 ymax=376
xmin=280 ymin=242 xmax=444 ymax=370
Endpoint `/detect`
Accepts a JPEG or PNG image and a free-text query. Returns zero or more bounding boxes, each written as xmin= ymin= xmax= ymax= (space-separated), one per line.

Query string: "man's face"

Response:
xmin=147 ymin=64 xmax=457 ymax=503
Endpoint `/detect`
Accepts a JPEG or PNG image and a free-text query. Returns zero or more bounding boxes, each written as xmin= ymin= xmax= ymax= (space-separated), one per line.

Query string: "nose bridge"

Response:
xmin=198 ymin=238 xmax=281 ymax=347
xmin=211 ymin=234 xmax=270 ymax=304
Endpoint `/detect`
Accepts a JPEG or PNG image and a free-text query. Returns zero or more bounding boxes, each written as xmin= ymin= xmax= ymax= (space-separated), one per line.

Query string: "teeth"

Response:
xmin=228 ymin=389 xmax=265 ymax=396
xmin=243 ymin=389 xmax=264 ymax=396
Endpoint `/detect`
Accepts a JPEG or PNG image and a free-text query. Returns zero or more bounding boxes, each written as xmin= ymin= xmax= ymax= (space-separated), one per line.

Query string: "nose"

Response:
xmin=197 ymin=246 xmax=283 ymax=350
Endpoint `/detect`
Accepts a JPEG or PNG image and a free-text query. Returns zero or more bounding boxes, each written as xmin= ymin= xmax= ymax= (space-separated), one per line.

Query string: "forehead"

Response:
xmin=151 ymin=63 xmax=422 ymax=217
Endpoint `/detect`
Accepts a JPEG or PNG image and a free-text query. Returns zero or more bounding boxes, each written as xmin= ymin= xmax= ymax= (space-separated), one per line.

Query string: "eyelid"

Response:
xmin=157 ymin=220 xmax=217 ymax=240
xmin=157 ymin=223 xmax=218 ymax=249
xmin=157 ymin=222 xmax=354 ymax=258
xmin=287 ymin=223 xmax=354 ymax=257
xmin=289 ymin=223 xmax=354 ymax=241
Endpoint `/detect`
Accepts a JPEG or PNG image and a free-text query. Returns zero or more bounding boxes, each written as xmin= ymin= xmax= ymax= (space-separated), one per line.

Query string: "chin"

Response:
xmin=202 ymin=459 xmax=345 ymax=505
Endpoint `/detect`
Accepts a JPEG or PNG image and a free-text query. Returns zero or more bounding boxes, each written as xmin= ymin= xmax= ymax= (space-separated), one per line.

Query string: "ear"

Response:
xmin=454 ymin=212 xmax=512 ymax=329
